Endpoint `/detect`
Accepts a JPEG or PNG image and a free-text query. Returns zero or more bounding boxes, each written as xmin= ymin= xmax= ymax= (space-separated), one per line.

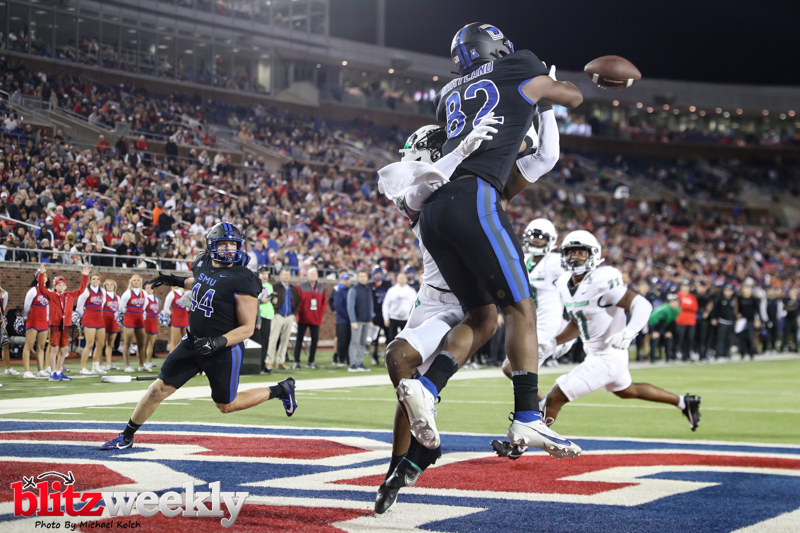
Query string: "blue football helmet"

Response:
xmin=451 ymin=22 xmax=515 ymax=74
xmin=206 ymin=222 xmax=245 ymax=265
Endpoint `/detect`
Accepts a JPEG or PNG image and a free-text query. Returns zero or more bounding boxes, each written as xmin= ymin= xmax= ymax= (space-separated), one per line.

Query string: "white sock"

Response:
xmin=539 ymin=398 xmax=546 ymax=412
xmin=677 ymin=396 xmax=686 ymax=411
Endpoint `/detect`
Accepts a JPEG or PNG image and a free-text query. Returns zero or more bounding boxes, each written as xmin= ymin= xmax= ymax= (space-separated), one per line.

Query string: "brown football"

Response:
xmin=584 ymin=56 xmax=641 ymax=90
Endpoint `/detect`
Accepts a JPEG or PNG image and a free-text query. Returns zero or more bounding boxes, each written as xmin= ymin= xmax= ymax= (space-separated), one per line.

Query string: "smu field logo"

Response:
xmin=1 ymin=420 xmax=799 ymax=532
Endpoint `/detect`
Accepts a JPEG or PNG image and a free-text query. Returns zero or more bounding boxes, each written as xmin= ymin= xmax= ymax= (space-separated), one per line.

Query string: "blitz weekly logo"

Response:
xmin=11 ymin=470 xmax=248 ymax=528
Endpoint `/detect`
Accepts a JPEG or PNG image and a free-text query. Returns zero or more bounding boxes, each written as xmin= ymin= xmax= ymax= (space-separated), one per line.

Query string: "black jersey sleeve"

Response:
xmin=191 ymin=252 xmax=209 ymax=272
xmin=504 ymin=50 xmax=549 ymax=85
xmin=233 ymin=267 xmax=261 ymax=298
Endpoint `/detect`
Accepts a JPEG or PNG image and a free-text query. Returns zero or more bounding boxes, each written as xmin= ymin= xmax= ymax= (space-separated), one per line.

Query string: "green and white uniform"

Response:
xmin=526 ymin=251 xmax=566 ymax=365
xmin=555 ymin=266 xmax=633 ymax=400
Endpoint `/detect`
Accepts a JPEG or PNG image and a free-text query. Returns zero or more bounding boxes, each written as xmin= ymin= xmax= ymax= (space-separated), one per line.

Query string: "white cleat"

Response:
xmin=396 ymin=378 xmax=440 ymax=449
xmin=22 ymin=371 xmax=36 ymax=379
xmin=79 ymin=368 xmax=94 ymax=375
xmin=5 ymin=368 xmax=20 ymax=375
xmin=508 ymin=415 xmax=582 ymax=459
xmin=123 ymin=366 xmax=135 ymax=373
xmin=36 ymin=370 xmax=50 ymax=378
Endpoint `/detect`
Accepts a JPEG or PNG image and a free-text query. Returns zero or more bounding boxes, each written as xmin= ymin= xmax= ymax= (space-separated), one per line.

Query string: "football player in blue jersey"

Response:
xmin=99 ymin=223 xmax=298 ymax=450
xmin=401 ymin=22 xmax=585 ymax=464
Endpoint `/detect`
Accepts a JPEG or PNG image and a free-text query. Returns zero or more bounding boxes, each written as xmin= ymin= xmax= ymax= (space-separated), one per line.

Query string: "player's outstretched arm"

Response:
xmin=541 ymin=320 xmax=580 ymax=357
xmin=522 ymin=76 xmax=583 ymax=109
xmin=502 ymin=108 xmax=560 ymax=204
xmin=607 ymin=289 xmax=653 ymax=350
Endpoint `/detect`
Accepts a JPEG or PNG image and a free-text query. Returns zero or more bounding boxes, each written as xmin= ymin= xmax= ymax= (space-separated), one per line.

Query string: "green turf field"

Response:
xmin=2 ymin=351 xmax=799 ymax=445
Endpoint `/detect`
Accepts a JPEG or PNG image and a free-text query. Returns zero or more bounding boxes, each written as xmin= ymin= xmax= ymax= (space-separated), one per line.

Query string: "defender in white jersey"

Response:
xmin=539 ymin=230 xmax=702 ymax=430
xmin=376 ymin=101 xmax=573 ymax=512
xmin=501 ymin=218 xmax=566 ymax=379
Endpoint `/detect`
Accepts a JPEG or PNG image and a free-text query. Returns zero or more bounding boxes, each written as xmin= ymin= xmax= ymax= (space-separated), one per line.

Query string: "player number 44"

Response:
xmin=191 ymin=283 xmax=215 ymax=317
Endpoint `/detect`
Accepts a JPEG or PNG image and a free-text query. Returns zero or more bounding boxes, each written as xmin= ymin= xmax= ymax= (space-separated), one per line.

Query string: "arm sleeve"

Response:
xmin=648 ymin=306 xmax=662 ymax=326
xmin=431 ymin=150 xmax=472 ymax=181
xmin=347 ymin=289 xmax=357 ymax=323
xmin=71 ymin=274 xmax=89 ymax=299
xmin=625 ymin=294 xmax=653 ymax=335
xmin=163 ymin=291 xmax=175 ymax=315
xmin=709 ymin=300 xmax=719 ymax=320
xmin=76 ymin=290 xmax=89 ymax=316
xmin=37 ymin=272 xmax=51 ymax=298
xmin=759 ymin=298 xmax=768 ymax=322
xmin=119 ymin=290 xmax=131 ymax=312
xmin=403 ymin=182 xmax=438 ymax=213
xmin=23 ymin=288 xmax=36 ymax=316
xmin=382 ymin=288 xmax=393 ymax=321
xmin=515 ymin=110 xmax=560 ymax=184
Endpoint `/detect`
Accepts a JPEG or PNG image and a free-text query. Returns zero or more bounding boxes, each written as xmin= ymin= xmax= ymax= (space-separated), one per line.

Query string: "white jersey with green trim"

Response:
xmin=556 ymin=266 xmax=628 ymax=354
xmin=412 ymin=223 xmax=449 ymax=291
xmin=525 ymin=252 xmax=565 ymax=342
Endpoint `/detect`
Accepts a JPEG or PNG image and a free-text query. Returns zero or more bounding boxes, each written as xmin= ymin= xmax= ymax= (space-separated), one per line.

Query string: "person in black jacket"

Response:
xmin=782 ymin=287 xmax=800 ymax=353
xmin=736 ymin=284 xmax=760 ymax=360
xmin=370 ymin=267 xmax=392 ymax=367
xmin=694 ymin=282 xmax=715 ymax=361
xmin=761 ymin=286 xmax=783 ymax=354
xmin=328 ymin=273 xmax=352 ymax=367
xmin=710 ymin=285 xmax=737 ymax=359
xmin=115 ymin=232 xmax=139 ymax=268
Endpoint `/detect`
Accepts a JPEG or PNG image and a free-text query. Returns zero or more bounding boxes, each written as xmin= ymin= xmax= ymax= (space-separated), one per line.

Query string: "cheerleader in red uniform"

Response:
xmin=102 ymin=279 xmax=120 ymax=370
xmin=142 ymin=281 xmax=160 ymax=371
xmin=22 ymin=272 xmax=50 ymax=378
xmin=162 ymin=286 xmax=189 ymax=353
xmin=76 ymin=273 xmax=106 ymax=375
xmin=119 ymin=274 xmax=147 ymax=372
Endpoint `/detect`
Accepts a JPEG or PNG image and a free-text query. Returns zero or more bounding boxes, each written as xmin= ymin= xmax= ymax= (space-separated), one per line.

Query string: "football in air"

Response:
xmin=584 ymin=56 xmax=642 ymax=89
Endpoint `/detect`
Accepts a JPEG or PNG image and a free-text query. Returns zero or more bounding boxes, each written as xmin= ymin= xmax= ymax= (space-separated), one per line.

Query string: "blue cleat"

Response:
xmin=58 ymin=372 xmax=72 ymax=381
xmin=99 ymin=434 xmax=134 ymax=450
xmin=278 ymin=377 xmax=297 ymax=417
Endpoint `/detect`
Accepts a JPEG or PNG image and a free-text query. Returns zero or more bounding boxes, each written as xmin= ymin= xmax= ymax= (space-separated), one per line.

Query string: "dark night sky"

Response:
xmin=330 ymin=0 xmax=800 ymax=86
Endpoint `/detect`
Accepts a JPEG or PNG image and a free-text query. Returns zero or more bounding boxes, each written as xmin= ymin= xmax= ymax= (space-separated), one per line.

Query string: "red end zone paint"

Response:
xmin=1 ymin=431 xmax=367 ymax=459
xmin=0 ymin=462 xmax=133 ymax=502
xmin=338 ymin=454 xmax=800 ymax=495
xmin=79 ymin=505 xmax=373 ymax=532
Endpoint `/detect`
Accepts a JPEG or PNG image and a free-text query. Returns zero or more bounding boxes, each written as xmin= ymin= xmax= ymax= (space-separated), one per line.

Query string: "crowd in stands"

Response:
xmin=3 ymin=62 xmax=800 ymax=296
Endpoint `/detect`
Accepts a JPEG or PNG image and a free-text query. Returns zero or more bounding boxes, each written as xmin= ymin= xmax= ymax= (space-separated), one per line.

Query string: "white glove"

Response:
xmin=607 ymin=329 xmax=636 ymax=350
xmin=538 ymin=338 xmax=558 ymax=358
xmin=451 ymin=113 xmax=500 ymax=160
xmin=424 ymin=176 xmax=448 ymax=192
xmin=548 ymin=65 xmax=557 ymax=81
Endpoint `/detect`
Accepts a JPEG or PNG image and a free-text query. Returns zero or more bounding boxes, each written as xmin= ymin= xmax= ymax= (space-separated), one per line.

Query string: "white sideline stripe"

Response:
xmin=292 ymin=396 xmax=800 ymax=415
xmin=0 ymin=353 xmax=797 ymax=417
xmin=0 ymin=369 xmax=500 ymax=415
xmin=26 ymin=411 xmax=83 ymax=415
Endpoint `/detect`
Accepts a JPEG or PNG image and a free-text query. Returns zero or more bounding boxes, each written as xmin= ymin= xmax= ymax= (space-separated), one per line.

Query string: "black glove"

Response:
xmin=150 ymin=273 xmax=187 ymax=289
xmin=193 ymin=336 xmax=227 ymax=357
